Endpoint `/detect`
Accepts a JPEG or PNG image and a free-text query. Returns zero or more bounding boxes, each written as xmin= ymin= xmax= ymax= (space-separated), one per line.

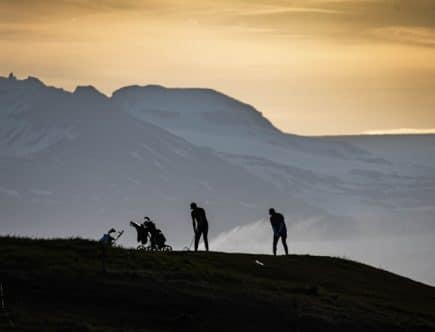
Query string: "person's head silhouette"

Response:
xmin=269 ymin=208 xmax=276 ymax=216
xmin=190 ymin=202 xmax=197 ymax=210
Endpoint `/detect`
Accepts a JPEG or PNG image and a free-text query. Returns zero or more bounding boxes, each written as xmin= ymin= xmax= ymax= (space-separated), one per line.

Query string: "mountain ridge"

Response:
xmin=1 ymin=74 xmax=281 ymax=133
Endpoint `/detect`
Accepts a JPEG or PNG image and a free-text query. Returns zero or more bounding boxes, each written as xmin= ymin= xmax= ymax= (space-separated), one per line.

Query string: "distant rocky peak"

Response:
xmin=0 ymin=74 xmax=45 ymax=89
xmin=25 ymin=76 xmax=44 ymax=86
xmin=73 ymin=85 xmax=108 ymax=100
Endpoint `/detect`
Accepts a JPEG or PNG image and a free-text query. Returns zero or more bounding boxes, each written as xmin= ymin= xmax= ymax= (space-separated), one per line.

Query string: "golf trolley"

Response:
xmin=129 ymin=219 xmax=172 ymax=252
xmin=136 ymin=243 xmax=173 ymax=252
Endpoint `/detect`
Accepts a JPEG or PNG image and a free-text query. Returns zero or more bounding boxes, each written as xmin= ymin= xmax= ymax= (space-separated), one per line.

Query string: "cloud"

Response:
xmin=216 ymin=0 xmax=435 ymax=46
xmin=211 ymin=220 xmax=271 ymax=253
xmin=0 ymin=0 xmax=161 ymax=23
xmin=363 ymin=128 xmax=435 ymax=135
xmin=371 ymin=26 xmax=435 ymax=47
xmin=2 ymin=0 xmax=435 ymax=47
xmin=210 ymin=216 xmax=352 ymax=253
xmin=239 ymin=6 xmax=345 ymax=17
xmin=210 ymin=219 xmax=435 ymax=285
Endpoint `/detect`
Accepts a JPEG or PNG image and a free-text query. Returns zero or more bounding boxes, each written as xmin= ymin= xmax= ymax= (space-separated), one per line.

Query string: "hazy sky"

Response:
xmin=1 ymin=0 xmax=435 ymax=135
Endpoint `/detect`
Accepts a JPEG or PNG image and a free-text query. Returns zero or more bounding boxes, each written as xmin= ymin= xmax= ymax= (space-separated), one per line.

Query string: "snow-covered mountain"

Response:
xmin=1 ymin=75 xmax=435 ymax=271
xmin=0 ymin=75 xmax=330 ymax=245
xmin=112 ymin=84 xmax=435 ymax=236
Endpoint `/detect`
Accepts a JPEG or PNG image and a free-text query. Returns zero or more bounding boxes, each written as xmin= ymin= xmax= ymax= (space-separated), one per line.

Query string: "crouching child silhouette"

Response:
xmin=99 ymin=228 xmax=117 ymax=246
xmin=99 ymin=228 xmax=123 ymax=272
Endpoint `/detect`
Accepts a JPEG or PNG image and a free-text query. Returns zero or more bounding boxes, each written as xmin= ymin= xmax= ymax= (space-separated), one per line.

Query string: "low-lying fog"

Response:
xmin=211 ymin=219 xmax=435 ymax=286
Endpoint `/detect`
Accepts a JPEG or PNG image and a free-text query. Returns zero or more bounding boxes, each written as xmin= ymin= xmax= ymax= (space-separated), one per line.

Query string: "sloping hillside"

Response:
xmin=1 ymin=237 xmax=434 ymax=331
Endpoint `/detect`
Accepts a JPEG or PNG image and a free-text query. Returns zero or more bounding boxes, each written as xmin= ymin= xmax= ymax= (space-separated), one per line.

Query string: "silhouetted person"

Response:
xmin=100 ymin=228 xmax=117 ymax=246
xmin=99 ymin=228 xmax=117 ymax=272
xmin=269 ymin=208 xmax=288 ymax=256
xmin=143 ymin=216 xmax=157 ymax=248
xmin=190 ymin=202 xmax=209 ymax=252
xmin=143 ymin=217 xmax=168 ymax=250
xmin=130 ymin=221 xmax=149 ymax=246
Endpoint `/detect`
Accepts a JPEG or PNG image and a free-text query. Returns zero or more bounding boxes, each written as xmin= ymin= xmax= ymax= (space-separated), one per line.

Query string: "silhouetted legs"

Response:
xmin=203 ymin=230 xmax=209 ymax=252
xmin=273 ymin=236 xmax=278 ymax=256
xmin=282 ymin=235 xmax=288 ymax=255
xmin=194 ymin=231 xmax=200 ymax=251
xmin=194 ymin=227 xmax=209 ymax=252
xmin=273 ymin=235 xmax=288 ymax=256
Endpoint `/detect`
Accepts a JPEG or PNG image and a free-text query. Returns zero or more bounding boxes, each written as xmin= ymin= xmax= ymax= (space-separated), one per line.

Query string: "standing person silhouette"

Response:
xmin=190 ymin=202 xmax=209 ymax=252
xmin=269 ymin=208 xmax=288 ymax=256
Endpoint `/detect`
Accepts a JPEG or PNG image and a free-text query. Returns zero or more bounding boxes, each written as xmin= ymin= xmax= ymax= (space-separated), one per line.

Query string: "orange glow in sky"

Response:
xmin=1 ymin=0 xmax=435 ymax=135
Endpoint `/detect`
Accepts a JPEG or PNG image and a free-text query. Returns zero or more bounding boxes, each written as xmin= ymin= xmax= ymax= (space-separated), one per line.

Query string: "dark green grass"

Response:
xmin=1 ymin=236 xmax=435 ymax=331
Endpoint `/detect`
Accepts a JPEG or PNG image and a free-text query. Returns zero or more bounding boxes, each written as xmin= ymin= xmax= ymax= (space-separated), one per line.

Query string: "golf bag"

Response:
xmin=130 ymin=219 xmax=172 ymax=252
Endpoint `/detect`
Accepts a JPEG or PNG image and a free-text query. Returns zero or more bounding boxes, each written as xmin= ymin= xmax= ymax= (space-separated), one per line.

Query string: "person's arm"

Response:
xmin=191 ymin=213 xmax=197 ymax=233
xmin=277 ymin=215 xmax=285 ymax=235
xmin=277 ymin=223 xmax=283 ymax=235
xmin=270 ymin=218 xmax=277 ymax=236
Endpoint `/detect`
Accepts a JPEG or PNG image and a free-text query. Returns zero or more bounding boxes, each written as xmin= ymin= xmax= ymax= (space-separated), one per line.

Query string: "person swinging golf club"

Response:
xmin=190 ymin=202 xmax=209 ymax=252
xmin=269 ymin=208 xmax=288 ymax=256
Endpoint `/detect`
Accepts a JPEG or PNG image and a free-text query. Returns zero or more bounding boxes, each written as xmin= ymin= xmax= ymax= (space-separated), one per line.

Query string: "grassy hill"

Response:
xmin=1 ymin=237 xmax=435 ymax=331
